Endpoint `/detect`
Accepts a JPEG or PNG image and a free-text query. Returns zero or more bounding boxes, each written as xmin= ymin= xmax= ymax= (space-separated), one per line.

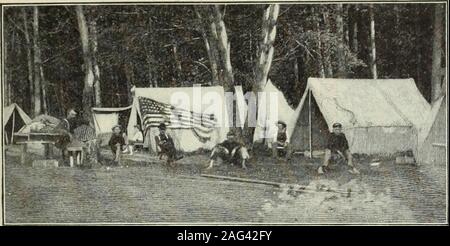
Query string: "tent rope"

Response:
xmin=332 ymin=98 xmax=358 ymax=126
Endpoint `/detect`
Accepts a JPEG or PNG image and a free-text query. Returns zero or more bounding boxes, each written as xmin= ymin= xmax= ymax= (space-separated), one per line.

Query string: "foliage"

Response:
xmin=3 ymin=4 xmax=441 ymax=116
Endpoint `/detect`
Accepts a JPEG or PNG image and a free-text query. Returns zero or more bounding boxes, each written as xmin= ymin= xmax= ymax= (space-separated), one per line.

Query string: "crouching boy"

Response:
xmin=207 ymin=131 xmax=250 ymax=169
xmin=155 ymin=123 xmax=183 ymax=166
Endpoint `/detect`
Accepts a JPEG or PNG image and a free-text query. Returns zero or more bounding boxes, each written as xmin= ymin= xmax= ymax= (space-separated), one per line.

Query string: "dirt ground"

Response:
xmin=3 ymin=144 xmax=447 ymax=224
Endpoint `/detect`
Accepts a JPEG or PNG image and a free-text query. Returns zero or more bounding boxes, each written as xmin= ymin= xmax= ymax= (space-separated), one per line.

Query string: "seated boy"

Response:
xmin=155 ymin=123 xmax=183 ymax=165
xmin=271 ymin=120 xmax=292 ymax=160
xmin=108 ymin=125 xmax=127 ymax=165
xmin=317 ymin=123 xmax=359 ymax=174
xmin=207 ymin=131 xmax=250 ymax=169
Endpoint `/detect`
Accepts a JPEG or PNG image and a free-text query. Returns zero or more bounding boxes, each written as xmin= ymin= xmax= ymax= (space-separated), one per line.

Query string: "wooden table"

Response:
xmin=14 ymin=132 xmax=62 ymax=143
xmin=16 ymin=141 xmax=55 ymax=165
xmin=14 ymin=132 xmax=62 ymax=165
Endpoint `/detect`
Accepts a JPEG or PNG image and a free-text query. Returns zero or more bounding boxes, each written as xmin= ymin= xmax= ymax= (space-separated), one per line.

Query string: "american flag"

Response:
xmin=138 ymin=97 xmax=218 ymax=141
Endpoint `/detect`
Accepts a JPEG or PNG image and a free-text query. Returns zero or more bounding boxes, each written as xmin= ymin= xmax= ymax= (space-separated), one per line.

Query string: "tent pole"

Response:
xmin=11 ymin=110 xmax=16 ymax=144
xmin=308 ymin=90 xmax=312 ymax=158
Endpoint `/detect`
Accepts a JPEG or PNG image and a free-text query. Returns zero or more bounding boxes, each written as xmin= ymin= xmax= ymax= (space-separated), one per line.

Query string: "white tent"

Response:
xmin=253 ymin=79 xmax=296 ymax=145
xmin=127 ymin=85 xmax=245 ymax=153
xmin=3 ymin=103 xmax=32 ymax=144
xmin=417 ymin=96 xmax=446 ymax=166
xmin=92 ymin=106 xmax=132 ymax=135
xmin=91 ymin=106 xmax=132 ymax=145
xmin=290 ymin=78 xmax=431 ymax=156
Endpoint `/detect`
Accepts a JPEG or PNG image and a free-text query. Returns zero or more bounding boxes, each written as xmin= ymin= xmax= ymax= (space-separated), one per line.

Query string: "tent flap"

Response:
xmin=292 ymin=78 xmax=431 ymax=155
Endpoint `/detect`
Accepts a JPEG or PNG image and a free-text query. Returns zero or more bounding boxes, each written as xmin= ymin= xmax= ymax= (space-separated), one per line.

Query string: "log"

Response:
xmin=200 ymin=174 xmax=351 ymax=196
xmin=201 ymin=173 xmax=282 ymax=187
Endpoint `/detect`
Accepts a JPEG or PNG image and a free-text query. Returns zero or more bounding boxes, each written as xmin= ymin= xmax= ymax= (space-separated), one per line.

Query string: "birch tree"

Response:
xmin=22 ymin=8 xmax=34 ymax=111
xmin=210 ymin=5 xmax=235 ymax=91
xmin=89 ymin=18 xmax=102 ymax=107
xmin=32 ymin=6 xmax=43 ymax=115
xmin=431 ymin=4 xmax=445 ymax=101
xmin=4 ymin=27 xmax=11 ymax=106
xmin=336 ymin=4 xmax=346 ymax=77
xmin=76 ymin=5 xmax=96 ymax=119
xmin=369 ymin=4 xmax=377 ymax=79
xmin=194 ymin=7 xmax=220 ymax=85
xmin=255 ymin=4 xmax=279 ymax=92
xmin=321 ymin=10 xmax=334 ymax=77
xmin=351 ymin=7 xmax=358 ymax=54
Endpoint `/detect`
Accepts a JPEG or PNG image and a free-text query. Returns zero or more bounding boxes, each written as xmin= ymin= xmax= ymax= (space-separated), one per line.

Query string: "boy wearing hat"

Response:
xmin=271 ymin=120 xmax=292 ymax=160
xmin=155 ymin=123 xmax=182 ymax=166
xmin=207 ymin=131 xmax=250 ymax=169
xmin=318 ymin=123 xmax=359 ymax=174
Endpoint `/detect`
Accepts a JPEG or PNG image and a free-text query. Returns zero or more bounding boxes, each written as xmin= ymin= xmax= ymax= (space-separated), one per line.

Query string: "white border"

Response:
xmin=0 ymin=0 xmax=448 ymax=226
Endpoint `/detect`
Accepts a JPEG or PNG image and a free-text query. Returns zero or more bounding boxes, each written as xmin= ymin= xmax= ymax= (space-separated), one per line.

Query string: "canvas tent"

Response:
xmin=127 ymin=85 xmax=245 ymax=153
xmin=253 ymin=79 xmax=297 ymax=145
xmin=3 ymin=103 xmax=32 ymax=144
xmin=92 ymin=106 xmax=132 ymax=145
xmin=289 ymin=78 xmax=431 ymax=156
xmin=92 ymin=106 xmax=132 ymax=134
xmin=417 ymin=96 xmax=447 ymax=166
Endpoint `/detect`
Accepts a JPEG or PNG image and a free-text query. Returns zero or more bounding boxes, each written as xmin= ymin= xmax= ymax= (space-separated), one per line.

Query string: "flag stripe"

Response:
xmin=138 ymin=97 xmax=218 ymax=137
xmin=142 ymin=114 xmax=217 ymax=127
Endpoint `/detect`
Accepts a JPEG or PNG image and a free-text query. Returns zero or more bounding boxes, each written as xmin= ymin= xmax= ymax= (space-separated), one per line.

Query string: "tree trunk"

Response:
xmin=255 ymin=4 xmax=279 ymax=92
xmin=246 ymin=4 xmax=280 ymax=144
xmin=369 ymin=4 xmax=378 ymax=79
xmin=349 ymin=6 xmax=359 ymax=54
xmin=312 ymin=7 xmax=326 ymax=78
xmin=195 ymin=7 xmax=220 ymax=85
xmin=431 ymin=4 xmax=444 ymax=101
xmin=76 ymin=5 xmax=95 ymax=120
xmin=344 ymin=5 xmax=350 ymax=46
xmin=352 ymin=19 xmax=358 ymax=54
xmin=4 ymin=33 xmax=10 ymax=106
xmin=173 ymin=45 xmax=183 ymax=83
xmin=210 ymin=5 xmax=234 ymax=91
xmin=22 ymin=8 xmax=34 ymax=113
xmin=89 ymin=19 xmax=102 ymax=107
xmin=32 ymin=7 xmax=42 ymax=116
xmin=40 ymin=63 xmax=48 ymax=114
xmin=123 ymin=63 xmax=134 ymax=105
xmin=322 ymin=10 xmax=333 ymax=77
xmin=393 ymin=5 xmax=400 ymax=77
xmin=147 ymin=55 xmax=153 ymax=87
xmin=336 ymin=4 xmax=346 ymax=77
xmin=294 ymin=57 xmax=299 ymax=85
xmin=5 ymin=78 xmax=11 ymax=106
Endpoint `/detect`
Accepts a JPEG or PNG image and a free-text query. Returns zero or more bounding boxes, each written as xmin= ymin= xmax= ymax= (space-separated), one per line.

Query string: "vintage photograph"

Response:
xmin=1 ymin=1 xmax=447 ymax=224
